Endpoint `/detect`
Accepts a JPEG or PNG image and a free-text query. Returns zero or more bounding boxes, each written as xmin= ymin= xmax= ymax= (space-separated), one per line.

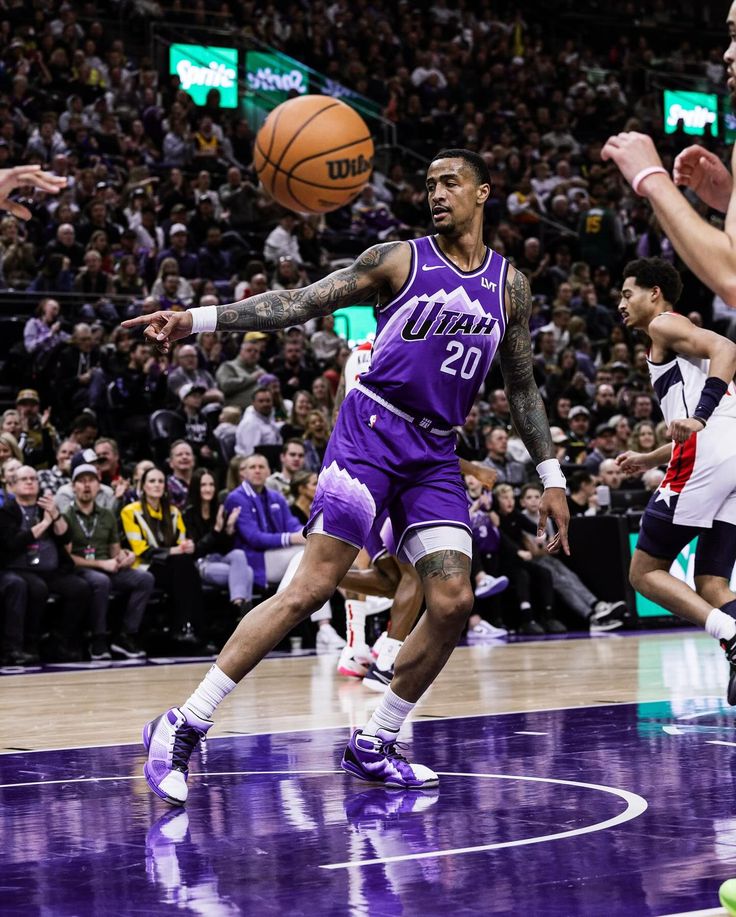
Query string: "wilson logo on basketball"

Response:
xmin=326 ymin=154 xmax=373 ymax=181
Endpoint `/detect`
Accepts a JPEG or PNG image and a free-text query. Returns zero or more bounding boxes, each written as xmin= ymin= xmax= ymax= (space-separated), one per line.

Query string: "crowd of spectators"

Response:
xmin=0 ymin=0 xmax=727 ymax=665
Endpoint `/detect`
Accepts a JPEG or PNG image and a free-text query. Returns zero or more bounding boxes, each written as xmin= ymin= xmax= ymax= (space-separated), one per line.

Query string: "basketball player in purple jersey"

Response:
xmin=124 ymin=149 xmax=569 ymax=805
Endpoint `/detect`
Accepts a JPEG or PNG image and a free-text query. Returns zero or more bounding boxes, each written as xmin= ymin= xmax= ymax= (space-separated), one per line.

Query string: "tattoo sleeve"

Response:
xmin=215 ymin=242 xmax=401 ymax=331
xmin=416 ymin=550 xmax=471 ymax=580
xmin=499 ymin=270 xmax=555 ymax=466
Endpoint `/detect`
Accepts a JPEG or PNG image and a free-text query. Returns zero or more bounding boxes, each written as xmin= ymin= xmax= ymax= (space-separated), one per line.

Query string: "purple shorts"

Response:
xmin=363 ymin=510 xmax=397 ymax=563
xmin=307 ymin=388 xmax=470 ymax=557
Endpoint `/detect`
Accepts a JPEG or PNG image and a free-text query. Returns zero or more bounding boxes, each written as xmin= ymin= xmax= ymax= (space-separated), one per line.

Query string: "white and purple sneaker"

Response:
xmin=142 ymin=707 xmax=213 ymax=806
xmin=341 ymin=728 xmax=439 ymax=789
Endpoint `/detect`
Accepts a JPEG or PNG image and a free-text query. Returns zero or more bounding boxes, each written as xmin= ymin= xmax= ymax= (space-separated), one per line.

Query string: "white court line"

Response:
xmin=514 ymin=731 xmax=548 ymax=735
xmin=320 ymin=771 xmax=648 ymax=870
xmin=0 ymin=694 xmax=703 ymax=756
xmin=706 ymin=740 xmax=736 ymax=747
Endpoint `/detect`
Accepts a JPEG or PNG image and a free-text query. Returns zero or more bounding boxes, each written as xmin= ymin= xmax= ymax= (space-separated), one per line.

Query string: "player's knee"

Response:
xmin=695 ymin=576 xmax=728 ymax=606
xmin=431 ymin=586 xmax=474 ymax=626
xmin=282 ymin=577 xmax=335 ymax=620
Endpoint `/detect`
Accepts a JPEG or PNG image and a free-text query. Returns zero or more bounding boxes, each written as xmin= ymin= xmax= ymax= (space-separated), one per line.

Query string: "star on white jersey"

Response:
xmin=655 ymin=482 xmax=676 ymax=507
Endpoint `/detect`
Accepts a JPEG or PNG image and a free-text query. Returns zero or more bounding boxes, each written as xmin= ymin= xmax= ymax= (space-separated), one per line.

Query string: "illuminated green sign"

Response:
xmin=333 ymin=305 xmax=377 ymax=345
xmin=245 ymin=51 xmax=308 ymax=103
xmin=170 ymin=44 xmax=239 ymax=108
xmin=663 ymin=90 xmax=718 ymax=137
xmin=629 ymin=532 xmax=736 ymax=617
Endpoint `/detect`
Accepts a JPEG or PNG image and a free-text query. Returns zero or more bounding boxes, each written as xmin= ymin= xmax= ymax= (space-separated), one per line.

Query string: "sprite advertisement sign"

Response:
xmin=170 ymin=44 xmax=239 ymax=108
xmin=246 ymin=51 xmax=308 ymax=102
xmin=663 ymin=89 xmax=718 ymax=137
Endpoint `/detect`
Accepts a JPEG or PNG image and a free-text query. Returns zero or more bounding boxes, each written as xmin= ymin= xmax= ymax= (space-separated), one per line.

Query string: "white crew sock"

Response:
xmin=364 ymin=686 xmax=415 ymax=736
xmin=705 ymin=608 xmax=736 ymax=642
xmin=182 ymin=664 xmax=237 ymax=721
xmin=345 ymin=599 xmax=368 ymax=647
xmin=376 ymin=636 xmax=403 ymax=670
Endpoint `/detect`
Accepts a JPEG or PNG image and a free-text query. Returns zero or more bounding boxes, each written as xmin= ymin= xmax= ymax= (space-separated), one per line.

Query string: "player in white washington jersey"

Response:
xmin=615 ymin=258 xmax=736 ymax=702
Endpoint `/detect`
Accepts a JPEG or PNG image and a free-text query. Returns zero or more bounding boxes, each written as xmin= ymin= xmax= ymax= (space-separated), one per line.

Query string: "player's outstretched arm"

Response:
xmin=601 ymin=132 xmax=736 ymax=302
xmin=500 ymin=267 xmax=570 ymax=554
xmin=122 ymin=242 xmax=407 ymax=350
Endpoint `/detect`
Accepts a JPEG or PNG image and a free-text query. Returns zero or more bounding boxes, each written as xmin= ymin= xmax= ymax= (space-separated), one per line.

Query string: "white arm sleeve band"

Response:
xmin=536 ymin=458 xmax=566 ymax=490
xmin=189 ymin=305 xmax=219 ymax=334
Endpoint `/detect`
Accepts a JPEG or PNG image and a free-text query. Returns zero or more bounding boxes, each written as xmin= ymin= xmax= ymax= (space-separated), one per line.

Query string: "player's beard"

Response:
xmin=433 ymin=215 xmax=456 ymax=235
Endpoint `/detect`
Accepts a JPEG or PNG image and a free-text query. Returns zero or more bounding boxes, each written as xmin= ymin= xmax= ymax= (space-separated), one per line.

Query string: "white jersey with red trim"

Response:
xmin=646 ymin=353 xmax=736 ymax=529
xmin=344 ymin=341 xmax=373 ymax=395
xmin=647 ymin=353 xmax=736 ymax=427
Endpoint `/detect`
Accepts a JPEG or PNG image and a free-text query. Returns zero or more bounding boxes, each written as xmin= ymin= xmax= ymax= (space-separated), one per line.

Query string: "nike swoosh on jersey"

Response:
xmin=421 ymin=264 xmax=444 ymax=271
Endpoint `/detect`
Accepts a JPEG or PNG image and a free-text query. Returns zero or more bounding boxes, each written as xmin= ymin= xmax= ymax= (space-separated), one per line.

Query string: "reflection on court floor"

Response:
xmin=2 ymin=698 xmax=736 ymax=915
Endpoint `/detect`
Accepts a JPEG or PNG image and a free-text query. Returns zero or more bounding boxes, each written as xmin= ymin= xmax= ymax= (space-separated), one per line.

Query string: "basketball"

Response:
xmin=254 ymin=95 xmax=374 ymax=214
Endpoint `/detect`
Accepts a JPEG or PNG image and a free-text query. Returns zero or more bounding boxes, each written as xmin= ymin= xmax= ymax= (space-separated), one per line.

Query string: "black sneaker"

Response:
xmin=90 ymin=635 xmax=112 ymax=660
xmin=589 ymin=601 xmax=626 ymax=632
xmin=721 ymin=634 xmax=736 ymax=705
xmin=544 ymin=618 xmax=567 ymax=635
xmin=363 ymin=661 xmax=393 ymax=693
xmin=111 ymin=633 xmax=146 ymax=659
xmin=1 ymin=648 xmax=39 ymax=666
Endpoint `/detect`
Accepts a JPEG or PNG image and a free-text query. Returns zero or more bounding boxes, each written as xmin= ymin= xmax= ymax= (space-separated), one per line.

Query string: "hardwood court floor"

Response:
xmin=3 ymin=630 xmax=736 ymax=916
xmin=2 ymin=629 xmax=725 ymax=753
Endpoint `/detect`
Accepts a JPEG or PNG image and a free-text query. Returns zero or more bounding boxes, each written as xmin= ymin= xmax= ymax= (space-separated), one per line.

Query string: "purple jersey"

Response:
xmin=359 ymin=235 xmax=508 ymax=426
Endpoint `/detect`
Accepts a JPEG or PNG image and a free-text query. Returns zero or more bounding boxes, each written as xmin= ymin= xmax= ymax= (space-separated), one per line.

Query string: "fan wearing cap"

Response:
xmin=566 ymin=405 xmax=591 ymax=462
xmin=63 ymin=463 xmax=153 ymax=661
xmin=53 ymin=448 xmax=116 ymax=515
xmin=582 ymin=421 xmax=620 ymax=475
xmin=155 ymin=222 xmax=199 ymax=281
xmin=176 ymin=384 xmax=217 ymax=465
xmin=15 ymin=388 xmax=58 ymax=470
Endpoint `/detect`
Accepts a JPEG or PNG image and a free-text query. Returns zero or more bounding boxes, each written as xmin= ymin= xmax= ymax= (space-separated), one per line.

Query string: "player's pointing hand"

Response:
xmin=538 ymin=487 xmax=570 ymax=556
xmin=0 ymin=164 xmax=67 ymax=220
xmin=121 ymin=310 xmax=194 ymax=352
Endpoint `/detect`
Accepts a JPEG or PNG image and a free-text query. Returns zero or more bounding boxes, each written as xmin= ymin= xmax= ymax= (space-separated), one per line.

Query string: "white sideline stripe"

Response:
xmin=514 ymin=731 xmax=548 ymax=735
xmin=320 ymin=771 xmax=648 ymax=870
xmin=706 ymin=740 xmax=736 ymax=747
xmin=0 ymin=694 xmax=720 ymax=756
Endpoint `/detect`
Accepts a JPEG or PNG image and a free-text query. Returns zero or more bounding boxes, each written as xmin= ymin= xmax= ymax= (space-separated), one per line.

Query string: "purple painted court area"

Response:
xmin=2 ymin=701 xmax=735 ymax=916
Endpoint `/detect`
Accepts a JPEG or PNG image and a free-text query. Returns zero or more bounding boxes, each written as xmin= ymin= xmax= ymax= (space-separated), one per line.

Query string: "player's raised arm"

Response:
xmin=499 ymin=265 xmax=570 ymax=554
xmin=122 ymin=242 xmax=408 ymax=350
xmin=601 ymin=131 xmax=736 ymax=302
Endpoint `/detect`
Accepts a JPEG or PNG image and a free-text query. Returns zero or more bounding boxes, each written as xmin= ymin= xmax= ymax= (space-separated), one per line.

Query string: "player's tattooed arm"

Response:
xmin=499 ymin=268 xmax=556 ymax=466
xmin=216 ymin=242 xmax=404 ymax=331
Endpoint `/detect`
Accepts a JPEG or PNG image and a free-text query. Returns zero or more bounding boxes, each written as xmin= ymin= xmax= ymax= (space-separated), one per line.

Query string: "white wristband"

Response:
xmin=189 ymin=305 xmax=219 ymax=334
xmin=536 ymin=458 xmax=566 ymax=490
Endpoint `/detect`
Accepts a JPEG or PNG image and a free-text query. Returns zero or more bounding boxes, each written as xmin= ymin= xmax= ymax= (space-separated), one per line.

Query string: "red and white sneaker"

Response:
xmin=337 ymin=643 xmax=373 ymax=678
